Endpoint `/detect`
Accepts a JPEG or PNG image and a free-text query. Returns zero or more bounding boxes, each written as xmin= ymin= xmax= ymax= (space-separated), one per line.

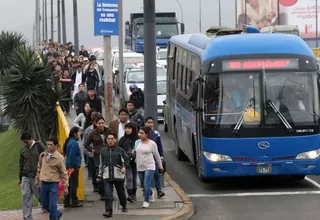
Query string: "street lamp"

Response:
xmin=199 ymin=0 xmax=202 ymax=32
xmin=175 ymin=0 xmax=183 ymax=23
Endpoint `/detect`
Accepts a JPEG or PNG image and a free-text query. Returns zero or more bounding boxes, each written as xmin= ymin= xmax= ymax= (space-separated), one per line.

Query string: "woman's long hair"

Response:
xmin=63 ymin=126 xmax=80 ymax=156
xmin=124 ymin=122 xmax=139 ymax=141
xmin=84 ymin=108 xmax=96 ymax=130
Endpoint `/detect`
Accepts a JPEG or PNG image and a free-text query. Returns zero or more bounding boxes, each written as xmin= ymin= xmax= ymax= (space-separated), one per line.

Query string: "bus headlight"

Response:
xmin=296 ymin=149 xmax=320 ymax=160
xmin=203 ymin=152 xmax=233 ymax=162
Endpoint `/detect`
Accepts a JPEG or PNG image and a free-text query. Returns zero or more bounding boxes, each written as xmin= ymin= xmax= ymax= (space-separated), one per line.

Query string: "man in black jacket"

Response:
xmin=73 ymin=83 xmax=88 ymax=115
xmin=19 ymin=132 xmax=46 ymax=220
xmin=129 ymin=84 xmax=144 ymax=116
xmin=126 ymin=100 xmax=144 ymax=129
xmin=98 ymin=133 xmax=129 ymax=218
xmin=86 ymin=86 xmax=102 ymax=113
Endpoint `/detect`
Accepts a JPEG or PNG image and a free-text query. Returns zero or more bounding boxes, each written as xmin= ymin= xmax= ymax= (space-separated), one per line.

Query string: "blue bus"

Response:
xmin=166 ymin=28 xmax=320 ymax=181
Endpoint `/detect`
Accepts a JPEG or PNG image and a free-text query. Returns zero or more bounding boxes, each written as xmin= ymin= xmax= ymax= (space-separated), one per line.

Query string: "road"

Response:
xmin=159 ymin=124 xmax=320 ymax=220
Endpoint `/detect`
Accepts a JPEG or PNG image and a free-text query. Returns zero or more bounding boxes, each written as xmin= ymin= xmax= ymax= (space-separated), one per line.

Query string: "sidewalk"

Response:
xmin=60 ymin=168 xmax=190 ymax=220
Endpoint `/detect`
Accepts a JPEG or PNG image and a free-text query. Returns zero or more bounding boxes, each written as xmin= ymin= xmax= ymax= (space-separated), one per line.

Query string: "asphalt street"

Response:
xmin=159 ymin=124 xmax=320 ymax=220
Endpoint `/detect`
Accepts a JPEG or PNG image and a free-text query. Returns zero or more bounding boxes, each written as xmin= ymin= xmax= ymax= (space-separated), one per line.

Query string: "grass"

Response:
xmin=0 ymin=129 xmax=39 ymax=211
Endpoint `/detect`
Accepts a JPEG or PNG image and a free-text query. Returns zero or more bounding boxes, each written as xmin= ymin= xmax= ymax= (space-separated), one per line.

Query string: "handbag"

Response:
xmin=160 ymin=158 xmax=166 ymax=174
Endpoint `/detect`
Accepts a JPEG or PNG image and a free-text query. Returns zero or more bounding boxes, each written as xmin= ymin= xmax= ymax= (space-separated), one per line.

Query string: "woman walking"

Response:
xmin=63 ymin=127 xmax=83 ymax=208
xmin=135 ymin=126 xmax=163 ymax=208
xmin=73 ymin=102 xmax=91 ymax=131
xmin=118 ymin=122 xmax=139 ymax=202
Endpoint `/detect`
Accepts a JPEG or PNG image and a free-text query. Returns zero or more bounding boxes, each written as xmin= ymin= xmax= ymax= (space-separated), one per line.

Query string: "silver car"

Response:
xmin=122 ymin=66 xmax=167 ymax=120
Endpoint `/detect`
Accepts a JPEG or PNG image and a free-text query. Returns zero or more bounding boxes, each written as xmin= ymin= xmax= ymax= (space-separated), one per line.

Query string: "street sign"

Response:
xmin=94 ymin=0 xmax=119 ymax=36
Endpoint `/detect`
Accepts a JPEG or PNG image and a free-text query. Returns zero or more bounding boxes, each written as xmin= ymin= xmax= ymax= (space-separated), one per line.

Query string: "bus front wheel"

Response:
xmin=197 ymin=163 xmax=208 ymax=182
xmin=290 ymin=175 xmax=306 ymax=181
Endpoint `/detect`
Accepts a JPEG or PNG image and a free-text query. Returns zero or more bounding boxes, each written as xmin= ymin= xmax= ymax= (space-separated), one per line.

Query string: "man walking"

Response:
xmin=35 ymin=138 xmax=68 ymax=220
xmin=19 ymin=132 xmax=46 ymax=220
xmin=98 ymin=133 xmax=130 ymax=217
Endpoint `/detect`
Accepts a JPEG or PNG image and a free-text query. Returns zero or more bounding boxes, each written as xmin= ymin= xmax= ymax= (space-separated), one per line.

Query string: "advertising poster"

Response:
xmin=279 ymin=0 xmax=318 ymax=38
xmin=236 ymin=0 xmax=279 ymax=29
xmin=236 ymin=0 xmax=319 ymax=38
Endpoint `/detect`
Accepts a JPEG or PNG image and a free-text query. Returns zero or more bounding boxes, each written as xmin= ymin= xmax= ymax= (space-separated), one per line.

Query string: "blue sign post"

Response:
xmin=94 ymin=0 xmax=119 ymax=36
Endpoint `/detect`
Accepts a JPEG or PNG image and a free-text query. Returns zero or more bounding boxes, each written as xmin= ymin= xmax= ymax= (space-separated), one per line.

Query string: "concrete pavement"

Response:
xmin=63 ymin=110 xmax=194 ymax=219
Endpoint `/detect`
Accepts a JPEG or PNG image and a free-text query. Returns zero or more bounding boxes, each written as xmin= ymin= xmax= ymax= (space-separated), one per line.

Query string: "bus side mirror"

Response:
xmin=181 ymin=23 xmax=185 ymax=34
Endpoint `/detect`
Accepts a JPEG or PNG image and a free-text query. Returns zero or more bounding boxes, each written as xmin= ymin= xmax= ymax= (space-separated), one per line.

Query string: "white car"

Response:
xmin=156 ymin=48 xmax=167 ymax=69
xmin=112 ymin=52 xmax=144 ymax=93
xmin=123 ymin=66 xmax=167 ymax=120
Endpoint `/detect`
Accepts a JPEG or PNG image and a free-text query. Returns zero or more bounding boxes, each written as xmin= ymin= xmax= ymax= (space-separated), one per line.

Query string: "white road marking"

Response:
xmin=187 ymin=191 xmax=320 ymax=198
xmin=305 ymin=177 xmax=320 ymax=189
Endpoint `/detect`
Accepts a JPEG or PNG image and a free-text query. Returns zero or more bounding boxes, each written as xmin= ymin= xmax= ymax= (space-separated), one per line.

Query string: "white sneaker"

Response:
xmin=149 ymin=190 xmax=155 ymax=203
xmin=142 ymin=201 xmax=149 ymax=208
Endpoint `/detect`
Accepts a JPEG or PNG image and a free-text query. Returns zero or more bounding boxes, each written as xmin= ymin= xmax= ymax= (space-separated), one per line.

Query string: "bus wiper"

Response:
xmin=233 ymin=98 xmax=255 ymax=134
xmin=266 ymin=99 xmax=293 ymax=132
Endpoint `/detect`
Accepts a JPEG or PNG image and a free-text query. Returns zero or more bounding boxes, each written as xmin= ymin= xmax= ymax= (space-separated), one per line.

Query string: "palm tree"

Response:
xmin=0 ymin=31 xmax=27 ymax=78
xmin=1 ymin=46 xmax=59 ymax=142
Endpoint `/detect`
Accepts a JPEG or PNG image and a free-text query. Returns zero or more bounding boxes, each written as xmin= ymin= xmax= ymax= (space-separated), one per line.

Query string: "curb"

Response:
xmin=161 ymin=173 xmax=194 ymax=220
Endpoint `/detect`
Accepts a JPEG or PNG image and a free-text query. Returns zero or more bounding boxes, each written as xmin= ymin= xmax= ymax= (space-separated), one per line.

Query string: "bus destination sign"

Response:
xmin=222 ymin=58 xmax=299 ymax=71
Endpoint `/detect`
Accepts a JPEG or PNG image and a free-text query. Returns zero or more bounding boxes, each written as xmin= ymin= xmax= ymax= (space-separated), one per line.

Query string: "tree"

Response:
xmin=1 ymin=46 xmax=59 ymax=142
xmin=0 ymin=31 xmax=27 ymax=78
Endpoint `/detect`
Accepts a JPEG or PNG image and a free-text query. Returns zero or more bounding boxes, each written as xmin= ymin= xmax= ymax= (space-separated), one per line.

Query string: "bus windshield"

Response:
xmin=204 ymin=73 xmax=261 ymax=125
xmin=204 ymin=71 xmax=319 ymax=126
xmin=137 ymin=24 xmax=178 ymax=38
xmin=265 ymin=71 xmax=319 ymax=125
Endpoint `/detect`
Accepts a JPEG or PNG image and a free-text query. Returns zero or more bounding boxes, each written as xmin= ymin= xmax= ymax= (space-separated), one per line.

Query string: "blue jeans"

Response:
xmin=40 ymin=182 xmax=61 ymax=220
xmin=154 ymin=162 xmax=162 ymax=192
xmin=138 ymin=170 xmax=155 ymax=202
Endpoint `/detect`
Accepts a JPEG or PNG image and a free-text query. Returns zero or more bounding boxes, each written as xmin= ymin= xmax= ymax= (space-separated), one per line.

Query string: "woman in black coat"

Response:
xmin=117 ymin=122 xmax=139 ymax=202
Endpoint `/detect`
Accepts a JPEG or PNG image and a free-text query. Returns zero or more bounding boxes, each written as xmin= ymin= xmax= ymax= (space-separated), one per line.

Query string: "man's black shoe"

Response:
xmin=157 ymin=191 xmax=165 ymax=198
xmin=71 ymin=202 xmax=83 ymax=208
xmin=122 ymin=206 xmax=128 ymax=212
xmin=57 ymin=213 xmax=63 ymax=220
xmin=103 ymin=210 xmax=113 ymax=218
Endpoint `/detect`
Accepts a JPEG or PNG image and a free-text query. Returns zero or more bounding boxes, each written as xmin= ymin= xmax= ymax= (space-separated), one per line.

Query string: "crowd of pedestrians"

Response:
xmin=19 ymin=40 xmax=166 ymax=219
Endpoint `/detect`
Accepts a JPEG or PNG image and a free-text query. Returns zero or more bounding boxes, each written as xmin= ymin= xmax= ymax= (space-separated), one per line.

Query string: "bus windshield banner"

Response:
xmin=222 ymin=58 xmax=299 ymax=71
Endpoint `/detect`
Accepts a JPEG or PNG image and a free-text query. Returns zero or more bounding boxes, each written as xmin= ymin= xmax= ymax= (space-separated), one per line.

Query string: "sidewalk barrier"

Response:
xmin=56 ymin=104 xmax=85 ymax=201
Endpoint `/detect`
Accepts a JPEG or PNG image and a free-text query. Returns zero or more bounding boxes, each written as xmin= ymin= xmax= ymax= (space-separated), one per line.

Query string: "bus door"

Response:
xmin=190 ymin=76 xmax=204 ymax=166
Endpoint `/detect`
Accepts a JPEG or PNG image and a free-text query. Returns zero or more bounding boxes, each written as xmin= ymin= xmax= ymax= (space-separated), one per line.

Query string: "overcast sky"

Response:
xmin=0 ymin=0 xmax=236 ymax=48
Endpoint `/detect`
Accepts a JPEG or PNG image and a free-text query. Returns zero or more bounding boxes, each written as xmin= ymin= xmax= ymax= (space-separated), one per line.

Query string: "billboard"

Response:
xmin=236 ymin=0 xmax=319 ymax=38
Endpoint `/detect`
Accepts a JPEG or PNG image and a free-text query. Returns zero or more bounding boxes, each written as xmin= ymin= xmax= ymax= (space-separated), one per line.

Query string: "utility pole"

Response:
xmin=57 ymin=0 xmax=61 ymax=43
xmin=218 ymin=0 xmax=221 ymax=26
xmin=316 ymin=0 xmax=318 ymax=47
xmin=118 ymin=0 xmax=124 ymax=108
xmin=103 ymin=36 xmax=113 ymax=122
xmin=42 ymin=0 xmax=45 ymax=41
xmin=143 ymin=0 xmax=158 ymax=130
xmin=45 ymin=0 xmax=48 ymax=41
xmin=51 ymin=0 xmax=54 ymax=41
xmin=199 ymin=0 xmax=202 ymax=32
xmin=73 ymin=0 xmax=79 ymax=55
xmin=61 ymin=0 xmax=67 ymax=44
xmin=36 ymin=0 xmax=41 ymax=47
